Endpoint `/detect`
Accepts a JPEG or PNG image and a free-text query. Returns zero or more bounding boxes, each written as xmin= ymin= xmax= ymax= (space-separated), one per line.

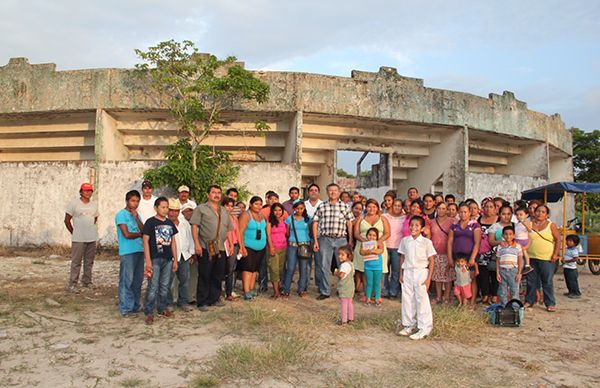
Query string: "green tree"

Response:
xmin=135 ymin=40 xmax=270 ymax=170
xmin=336 ymin=168 xmax=355 ymax=179
xmin=572 ymin=127 xmax=600 ymax=214
xmin=143 ymin=139 xmax=246 ymax=203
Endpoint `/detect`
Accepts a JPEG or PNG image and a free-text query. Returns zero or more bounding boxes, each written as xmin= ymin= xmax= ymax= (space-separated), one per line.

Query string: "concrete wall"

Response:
xmin=0 ymin=162 xmax=94 ymax=246
xmin=237 ymin=162 xmax=301 ymax=201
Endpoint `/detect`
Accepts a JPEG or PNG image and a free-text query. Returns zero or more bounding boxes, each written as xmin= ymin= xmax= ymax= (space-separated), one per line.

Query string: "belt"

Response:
xmin=322 ymin=234 xmax=346 ymax=239
xmin=289 ymin=241 xmax=310 ymax=246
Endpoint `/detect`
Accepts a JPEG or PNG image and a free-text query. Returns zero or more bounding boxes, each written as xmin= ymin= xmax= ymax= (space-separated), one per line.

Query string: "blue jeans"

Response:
xmin=311 ymin=238 xmax=320 ymax=287
xmin=168 ymin=256 xmax=190 ymax=307
xmin=283 ymin=245 xmax=310 ymax=294
xmin=563 ymin=268 xmax=581 ymax=296
xmin=316 ymin=236 xmax=348 ymax=296
xmin=383 ymin=248 xmax=400 ymax=297
xmin=118 ymin=252 xmax=144 ymax=315
xmin=498 ymin=267 xmax=519 ymax=306
xmin=526 ymin=258 xmax=556 ymax=307
xmin=144 ymin=257 xmax=173 ymax=316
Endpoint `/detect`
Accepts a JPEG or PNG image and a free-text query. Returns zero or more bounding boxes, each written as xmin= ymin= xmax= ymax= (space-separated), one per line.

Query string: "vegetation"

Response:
xmin=572 ymin=128 xmax=600 ymax=231
xmin=336 ymin=168 xmax=356 ymax=179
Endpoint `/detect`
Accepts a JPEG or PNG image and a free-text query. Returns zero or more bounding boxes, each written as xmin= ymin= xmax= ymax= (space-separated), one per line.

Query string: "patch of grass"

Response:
xmin=190 ymin=375 xmax=219 ymax=387
xmin=119 ymin=378 xmax=145 ymax=387
xmin=429 ymin=305 xmax=488 ymax=342
xmin=31 ymin=260 xmax=46 ymax=265
xmin=107 ymin=369 xmax=123 ymax=377
xmin=210 ymin=335 xmax=312 ymax=381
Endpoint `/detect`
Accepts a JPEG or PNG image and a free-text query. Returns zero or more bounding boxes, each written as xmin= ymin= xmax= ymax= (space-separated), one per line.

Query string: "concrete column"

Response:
xmin=316 ymin=150 xmax=336 ymax=189
xmin=399 ymin=127 xmax=466 ymax=197
xmin=497 ymin=142 xmax=548 ymax=178
xmin=95 ymin=109 xmax=128 ymax=162
xmin=283 ymin=111 xmax=302 ymax=166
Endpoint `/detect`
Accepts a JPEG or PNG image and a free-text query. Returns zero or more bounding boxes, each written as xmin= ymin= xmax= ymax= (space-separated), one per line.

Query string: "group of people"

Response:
xmin=63 ymin=180 xmax=582 ymax=339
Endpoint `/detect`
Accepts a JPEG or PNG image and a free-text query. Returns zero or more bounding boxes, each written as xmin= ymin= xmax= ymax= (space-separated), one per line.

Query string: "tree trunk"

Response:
xmin=191 ymin=138 xmax=198 ymax=170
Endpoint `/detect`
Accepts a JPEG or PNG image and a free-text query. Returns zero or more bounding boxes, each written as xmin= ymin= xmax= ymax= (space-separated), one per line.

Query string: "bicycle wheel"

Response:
xmin=589 ymin=259 xmax=600 ymax=275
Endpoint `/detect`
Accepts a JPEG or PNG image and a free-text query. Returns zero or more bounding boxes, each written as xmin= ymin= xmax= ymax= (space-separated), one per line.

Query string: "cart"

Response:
xmin=521 ymin=182 xmax=600 ymax=275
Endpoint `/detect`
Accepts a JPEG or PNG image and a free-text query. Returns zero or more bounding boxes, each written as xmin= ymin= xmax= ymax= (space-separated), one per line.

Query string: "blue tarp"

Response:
xmin=521 ymin=181 xmax=600 ymax=202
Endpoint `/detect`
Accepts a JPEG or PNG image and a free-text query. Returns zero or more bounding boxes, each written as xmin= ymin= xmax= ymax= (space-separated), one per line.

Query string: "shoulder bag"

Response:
xmin=292 ymin=217 xmax=311 ymax=260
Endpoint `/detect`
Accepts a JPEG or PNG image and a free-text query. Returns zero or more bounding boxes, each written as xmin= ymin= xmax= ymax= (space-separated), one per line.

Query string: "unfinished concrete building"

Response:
xmin=0 ymin=58 xmax=573 ymax=245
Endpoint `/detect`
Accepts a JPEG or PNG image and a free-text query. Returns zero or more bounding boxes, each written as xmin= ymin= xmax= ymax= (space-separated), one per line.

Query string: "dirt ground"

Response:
xmin=1 ymin=248 xmax=599 ymax=388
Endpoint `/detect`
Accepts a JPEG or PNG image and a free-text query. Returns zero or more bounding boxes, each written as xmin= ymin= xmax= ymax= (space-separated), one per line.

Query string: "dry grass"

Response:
xmin=429 ymin=304 xmax=489 ymax=342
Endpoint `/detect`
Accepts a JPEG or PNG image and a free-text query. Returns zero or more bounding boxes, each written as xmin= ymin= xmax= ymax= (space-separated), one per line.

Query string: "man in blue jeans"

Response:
xmin=115 ymin=190 xmax=145 ymax=317
xmin=312 ymin=183 xmax=354 ymax=299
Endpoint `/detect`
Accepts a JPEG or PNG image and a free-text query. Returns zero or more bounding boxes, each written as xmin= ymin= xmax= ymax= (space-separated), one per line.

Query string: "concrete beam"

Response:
xmin=0 ymin=149 xmax=95 ymax=161
xmin=469 ymin=139 xmax=521 ymax=155
xmin=468 ymin=153 xmax=508 ymax=166
xmin=303 ymin=123 xmax=441 ymax=144
xmin=392 ymin=156 xmax=419 ymax=169
xmin=301 ymin=164 xmax=321 ymax=177
xmin=0 ymin=135 xmax=95 ymax=148
xmin=123 ymin=134 xmax=287 ymax=148
xmin=469 ymin=165 xmax=496 ymax=174
xmin=302 ymin=137 xmax=430 ymax=156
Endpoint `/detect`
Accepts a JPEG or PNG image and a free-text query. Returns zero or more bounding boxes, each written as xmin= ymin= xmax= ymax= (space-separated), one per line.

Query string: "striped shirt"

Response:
xmin=497 ymin=244 xmax=522 ymax=268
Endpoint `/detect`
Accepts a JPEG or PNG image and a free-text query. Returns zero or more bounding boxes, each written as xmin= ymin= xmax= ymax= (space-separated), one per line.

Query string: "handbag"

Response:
xmin=292 ymin=217 xmax=311 ymax=260
xmin=207 ymin=206 xmax=221 ymax=260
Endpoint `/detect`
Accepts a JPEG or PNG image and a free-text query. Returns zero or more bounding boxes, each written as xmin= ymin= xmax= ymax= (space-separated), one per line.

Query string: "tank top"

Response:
xmin=528 ymin=221 xmax=554 ymax=260
xmin=244 ymin=211 xmax=267 ymax=251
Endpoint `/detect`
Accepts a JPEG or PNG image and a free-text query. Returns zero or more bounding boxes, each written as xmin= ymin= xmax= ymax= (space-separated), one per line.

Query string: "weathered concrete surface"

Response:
xmin=0 ymin=58 xmax=571 ymax=155
xmin=0 ymin=162 xmax=93 ymax=246
xmin=237 ymin=162 xmax=301 ymax=203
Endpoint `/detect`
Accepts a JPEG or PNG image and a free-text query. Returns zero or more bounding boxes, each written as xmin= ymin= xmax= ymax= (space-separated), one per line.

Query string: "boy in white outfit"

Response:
xmin=397 ymin=216 xmax=437 ymax=340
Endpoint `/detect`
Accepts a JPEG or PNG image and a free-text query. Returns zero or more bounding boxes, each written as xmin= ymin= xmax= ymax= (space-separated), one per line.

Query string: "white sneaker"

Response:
xmin=409 ymin=329 xmax=429 ymax=340
xmin=397 ymin=326 xmax=417 ymax=336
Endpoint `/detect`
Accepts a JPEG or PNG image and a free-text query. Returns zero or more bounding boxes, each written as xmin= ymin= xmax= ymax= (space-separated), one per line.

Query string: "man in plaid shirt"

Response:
xmin=312 ymin=183 xmax=355 ymax=299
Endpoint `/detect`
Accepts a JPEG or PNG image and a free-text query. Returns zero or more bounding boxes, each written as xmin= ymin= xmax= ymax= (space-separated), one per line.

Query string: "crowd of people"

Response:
xmin=63 ymin=180 xmax=582 ymax=339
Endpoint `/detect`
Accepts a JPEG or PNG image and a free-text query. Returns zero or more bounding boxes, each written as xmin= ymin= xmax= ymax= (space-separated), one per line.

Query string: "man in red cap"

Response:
xmin=64 ymin=182 xmax=99 ymax=292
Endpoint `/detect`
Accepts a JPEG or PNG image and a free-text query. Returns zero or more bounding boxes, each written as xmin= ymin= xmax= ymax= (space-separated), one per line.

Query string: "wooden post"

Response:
xmin=582 ymin=193 xmax=587 ymax=235
xmin=544 ymin=188 xmax=548 ymax=204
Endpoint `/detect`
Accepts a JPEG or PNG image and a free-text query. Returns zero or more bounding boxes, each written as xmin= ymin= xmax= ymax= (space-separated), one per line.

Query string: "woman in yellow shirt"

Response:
xmin=526 ymin=205 xmax=561 ymax=312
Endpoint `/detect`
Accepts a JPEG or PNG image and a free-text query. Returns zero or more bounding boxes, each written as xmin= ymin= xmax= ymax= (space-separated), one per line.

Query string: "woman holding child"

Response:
xmin=353 ymin=199 xmax=390 ymax=302
xmin=447 ymin=203 xmax=481 ymax=308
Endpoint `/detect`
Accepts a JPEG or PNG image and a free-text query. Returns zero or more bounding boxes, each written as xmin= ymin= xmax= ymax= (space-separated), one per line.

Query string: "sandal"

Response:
xmin=546 ymin=306 xmax=556 ymax=312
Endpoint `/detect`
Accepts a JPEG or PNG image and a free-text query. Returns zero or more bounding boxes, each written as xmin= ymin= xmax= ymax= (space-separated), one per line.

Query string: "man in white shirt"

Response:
xmin=397 ymin=216 xmax=436 ymax=340
xmin=167 ymin=199 xmax=195 ymax=311
xmin=304 ymin=183 xmax=323 ymax=286
xmin=138 ymin=180 xmax=157 ymax=223
xmin=178 ymin=185 xmax=197 ymax=208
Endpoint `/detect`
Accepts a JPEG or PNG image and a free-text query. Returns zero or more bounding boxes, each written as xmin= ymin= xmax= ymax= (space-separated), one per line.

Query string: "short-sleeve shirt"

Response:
xmin=497 ymin=243 xmax=522 ymax=268
xmin=115 ymin=209 xmax=143 ymax=256
xmin=66 ymin=198 xmax=98 ymax=242
xmin=450 ymin=222 xmax=480 ymax=255
xmin=305 ymin=199 xmax=323 ymax=219
xmin=189 ymin=203 xmax=233 ymax=251
xmin=143 ymin=217 xmax=178 ymax=260
xmin=313 ymin=200 xmax=355 ymax=238
xmin=285 ymin=215 xmax=310 ymax=243
xmin=398 ymin=235 xmax=437 ymax=269
xmin=563 ymin=247 xmax=579 ymax=270
xmin=137 ymin=196 xmax=156 ymax=223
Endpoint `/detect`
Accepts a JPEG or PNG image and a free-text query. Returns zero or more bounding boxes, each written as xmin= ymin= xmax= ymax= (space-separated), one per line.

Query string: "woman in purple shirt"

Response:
xmin=447 ymin=202 xmax=481 ymax=308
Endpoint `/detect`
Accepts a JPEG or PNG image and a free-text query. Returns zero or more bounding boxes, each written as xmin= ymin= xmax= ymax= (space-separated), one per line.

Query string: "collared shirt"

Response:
xmin=282 ymin=199 xmax=295 ymax=216
xmin=305 ymin=199 xmax=323 ymax=219
xmin=174 ymin=218 xmax=194 ymax=261
xmin=313 ymin=200 xmax=354 ymax=238
xmin=189 ymin=202 xmax=233 ymax=250
xmin=398 ymin=234 xmax=437 ymax=269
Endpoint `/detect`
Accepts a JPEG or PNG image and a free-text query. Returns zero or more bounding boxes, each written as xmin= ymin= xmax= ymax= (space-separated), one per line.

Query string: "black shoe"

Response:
xmin=563 ymin=292 xmax=572 ymax=296
xmin=567 ymin=294 xmax=581 ymax=299
xmin=316 ymin=294 xmax=330 ymax=300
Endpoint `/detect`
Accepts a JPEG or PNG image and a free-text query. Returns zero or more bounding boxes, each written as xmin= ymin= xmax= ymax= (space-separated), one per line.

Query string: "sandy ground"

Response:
xmin=1 ymin=250 xmax=600 ymax=387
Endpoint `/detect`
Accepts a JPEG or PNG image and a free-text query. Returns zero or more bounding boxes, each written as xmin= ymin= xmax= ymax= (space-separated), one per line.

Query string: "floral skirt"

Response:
xmin=432 ymin=254 xmax=455 ymax=282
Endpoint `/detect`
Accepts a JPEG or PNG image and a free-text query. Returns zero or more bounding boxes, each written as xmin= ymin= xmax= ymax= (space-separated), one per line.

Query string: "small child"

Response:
xmin=562 ymin=235 xmax=582 ymax=299
xmin=142 ymin=197 xmax=179 ymax=325
xmin=514 ymin=207 xmax=533 ymax=274
xmin=359 ymin=228 xmax=384 ymax=306
xmin=454 ymin=254 xmax=472 ymax=306
xmin=337 ymin=245 xmax=355 ymax=324
xmin=397 ymin=216 xmax=437 ymax=340
xmin=496 ymin=225 xmax=523 ymax=306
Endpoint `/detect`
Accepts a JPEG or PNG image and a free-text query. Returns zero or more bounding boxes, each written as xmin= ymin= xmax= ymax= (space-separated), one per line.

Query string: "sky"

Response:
xmin=2 ymin=1 xmax=598 ymax=174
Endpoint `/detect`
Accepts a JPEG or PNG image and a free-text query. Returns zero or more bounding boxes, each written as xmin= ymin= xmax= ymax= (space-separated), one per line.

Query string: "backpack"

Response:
xmin=486 ymin=299 xmax=525 ymax=327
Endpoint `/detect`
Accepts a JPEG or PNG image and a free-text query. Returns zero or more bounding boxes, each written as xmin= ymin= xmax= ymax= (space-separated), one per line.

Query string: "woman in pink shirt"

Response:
xmin=266 ymin=203 xmax=288 ymax=299
xmin=430 ymin=202 xmax=455 ymax=304
xmin=382 ymin=199 xmax=405 ymax=298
